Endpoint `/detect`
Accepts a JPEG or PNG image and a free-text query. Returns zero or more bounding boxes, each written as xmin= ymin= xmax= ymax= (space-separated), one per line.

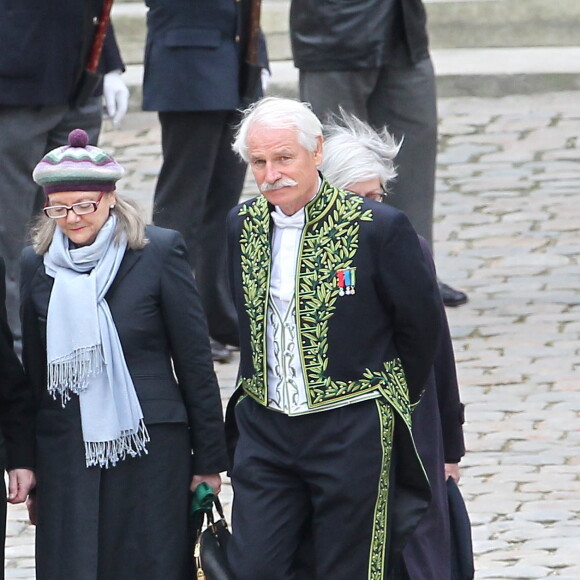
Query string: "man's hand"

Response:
xmin=7 ymin=468 xmax=36 ymax=504
xmin=190 ymin=474 xmax=222 ymax=495
xmin=445 ymin=463 xmax=460 ymax=483
xmin=103 ymin=70 xmax=130 ymax=127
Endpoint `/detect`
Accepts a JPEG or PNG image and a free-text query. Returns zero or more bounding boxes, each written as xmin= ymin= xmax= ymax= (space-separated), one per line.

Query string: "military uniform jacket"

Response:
xmin=0 ymin=0 xmax=124 ymax=106
xmin=143 ymin=0 xmax=268 ymax=112
xmin=227 ymin=179 xmax=442 ymax=416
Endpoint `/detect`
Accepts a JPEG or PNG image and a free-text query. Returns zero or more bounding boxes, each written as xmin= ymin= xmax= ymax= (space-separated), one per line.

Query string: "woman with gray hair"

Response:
xmin=20 ymin=129 xmax=228 ymax=580
xmin=322 ymin=108 xmax=468 ymax=308
xmin=321 ymin=108 xmax=401 ymax=200
xmin=321 ymin=111 xmax=470 ymax=580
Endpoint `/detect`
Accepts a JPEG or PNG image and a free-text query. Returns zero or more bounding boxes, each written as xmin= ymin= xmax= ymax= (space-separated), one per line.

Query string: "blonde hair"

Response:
xmin=31 ymin=192 xmax=148 ymax=255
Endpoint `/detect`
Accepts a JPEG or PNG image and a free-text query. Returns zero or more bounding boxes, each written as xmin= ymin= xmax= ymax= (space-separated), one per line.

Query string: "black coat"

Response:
xmin=290 ymin=0 xmax=430 ymax=71
xmin=402 ymin=237 xmax=466 ymax=580
xmin=0 ymin=0 xmax=123 ymax=106
xmin=20 ymin=226 xmax=228 ymax=579
xmin=0 ymin=258 xmax=35 ymax=473
xmin=21 ymin=226 xmax=228 ymax=473
xmin=143 ymin=0 xmax=268 ymax=112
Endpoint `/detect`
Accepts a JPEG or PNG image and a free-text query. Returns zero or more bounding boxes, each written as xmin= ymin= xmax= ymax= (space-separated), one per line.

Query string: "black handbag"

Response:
xmin=192 ymin=484 xmax=234 ymax=580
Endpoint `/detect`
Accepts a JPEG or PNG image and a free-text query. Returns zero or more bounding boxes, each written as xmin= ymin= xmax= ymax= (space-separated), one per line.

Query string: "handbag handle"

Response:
xmin=193 ymin=495 xmax=230 ymax=580
xmin=212 ymin=496 xmax=226 ymax=521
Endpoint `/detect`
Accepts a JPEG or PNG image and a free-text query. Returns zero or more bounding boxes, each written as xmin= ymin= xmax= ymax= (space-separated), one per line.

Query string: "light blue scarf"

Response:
xmin=44 ymin=215 xmax=149 ymax=468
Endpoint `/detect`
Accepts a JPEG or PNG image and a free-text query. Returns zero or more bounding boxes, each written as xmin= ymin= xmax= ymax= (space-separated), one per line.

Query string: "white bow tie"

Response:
xmin=271 ymin=209 xmax=305 ymax=230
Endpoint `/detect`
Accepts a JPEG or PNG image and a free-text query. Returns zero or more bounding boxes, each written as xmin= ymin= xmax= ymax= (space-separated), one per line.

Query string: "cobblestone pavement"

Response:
xmin=5 ymin=91 xmax=580 ymax=579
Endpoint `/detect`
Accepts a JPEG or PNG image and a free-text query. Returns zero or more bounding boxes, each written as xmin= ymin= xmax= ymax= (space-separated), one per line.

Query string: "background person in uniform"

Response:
xmin=289 ymin=0 xmax=468 ymax=308
xmin=0 ymin=0 xmax=129 ymax=349
xmin=321 ymin=111 xmax=467 ymax=580
xmin=20 ymin=129 xmax=228 ymax=579
xmin=0 ymin=258 xmax=35 ymax=579
xmin=225 ymin=97 xmax=442 ymax=579
xmin=143 ymin=0 xmax=268 ymax=362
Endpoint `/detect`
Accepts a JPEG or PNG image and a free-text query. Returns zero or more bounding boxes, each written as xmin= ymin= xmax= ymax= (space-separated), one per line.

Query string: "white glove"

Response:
xmin=103 ymin=70 xmax=130 ymax=127
xmin=261 ymin=68 xmax=271 ymax=94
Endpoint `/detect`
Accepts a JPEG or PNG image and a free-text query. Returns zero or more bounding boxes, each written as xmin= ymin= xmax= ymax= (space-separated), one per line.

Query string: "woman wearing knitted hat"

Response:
xmin=20 ymin=129 xmax=228 ymax=579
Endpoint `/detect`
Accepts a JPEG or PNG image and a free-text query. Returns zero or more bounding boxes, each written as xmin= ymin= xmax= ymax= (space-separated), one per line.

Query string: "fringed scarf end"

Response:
xmin=48 ymin=345 xmax=104 ymax=405
xmin=85 ymin=420 xmax=150 ymax=469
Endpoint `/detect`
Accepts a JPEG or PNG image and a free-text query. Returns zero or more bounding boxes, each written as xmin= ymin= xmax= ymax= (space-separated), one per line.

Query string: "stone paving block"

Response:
xmin=438 ymin=143 xmax=500 ymax=164
xmin=521 ymin=499 xmax=580 ymax=513
xmin=543 ymin=149 xmax=580 ymax=161
xmin=4 ymin=544 xmax=35 ymax=558
xmin=473 ymin=539 xmax=511 ymax=555
xmin=478 ymin=147 xmax=536 ymax=164
xmin=519 ymin=479 xmax=579 ymax=493
xmin=437 ymin=212 xmax=498 ymax=226
xmin=507 ymin=453 xmax=569 ymax=467
xmin=477 ymin=564 xmax=551 ymax=578
xmin=510 ymin=509 xmax=576 ymax=524
xmin=495 ymin=520 xmax=548 ymax=542
xmin=4 ymin=571 xmax=35 ymax=579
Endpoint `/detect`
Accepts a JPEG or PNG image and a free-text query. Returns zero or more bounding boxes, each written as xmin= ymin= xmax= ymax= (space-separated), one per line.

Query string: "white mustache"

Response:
xmin=259 ymin=178 xmax=298 ymax=193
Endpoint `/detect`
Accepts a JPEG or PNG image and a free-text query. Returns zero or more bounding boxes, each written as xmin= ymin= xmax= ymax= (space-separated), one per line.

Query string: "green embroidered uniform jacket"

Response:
xmin=226 ymin=178 xmax=442 ymax=414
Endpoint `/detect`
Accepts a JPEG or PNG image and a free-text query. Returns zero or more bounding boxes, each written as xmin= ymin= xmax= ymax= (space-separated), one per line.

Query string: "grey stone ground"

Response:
xmin=5 ymin=90 xmax=580 ymax=578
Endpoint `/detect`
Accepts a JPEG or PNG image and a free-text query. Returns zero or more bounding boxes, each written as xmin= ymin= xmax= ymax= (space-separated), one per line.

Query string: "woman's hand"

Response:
xmin=7 ymin=468 xmax=36 ymax=504
xmin=445 ymin=463 xmax=461 ymax=483
xmin=190 ymin=474 xmax=222 ymax=495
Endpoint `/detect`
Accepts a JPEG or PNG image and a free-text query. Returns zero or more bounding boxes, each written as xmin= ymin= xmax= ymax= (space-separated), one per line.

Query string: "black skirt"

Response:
xmin=35 ymin=401 xmax=192 ymax=580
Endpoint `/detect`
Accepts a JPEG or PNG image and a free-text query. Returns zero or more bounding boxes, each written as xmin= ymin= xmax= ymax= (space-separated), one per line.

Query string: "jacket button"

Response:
xmin=235 ymin=35 xmax=241 ymax=42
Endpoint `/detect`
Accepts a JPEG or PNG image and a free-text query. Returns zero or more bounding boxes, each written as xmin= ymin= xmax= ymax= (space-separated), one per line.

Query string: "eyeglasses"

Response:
xmin=346 ymin=188 xmax=388 ymax=203
xmin=365 ymin=191 xmax=388 ymax=203
xmin=43 ymin=192 xmax=106 ymax=219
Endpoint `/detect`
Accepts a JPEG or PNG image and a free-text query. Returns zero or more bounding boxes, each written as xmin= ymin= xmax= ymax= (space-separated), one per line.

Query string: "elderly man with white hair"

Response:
xmin=225 ymin=97 xmax=442 ymax=580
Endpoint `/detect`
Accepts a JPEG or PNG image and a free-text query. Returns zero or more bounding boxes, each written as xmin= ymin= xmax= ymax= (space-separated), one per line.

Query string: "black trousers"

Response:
xmin=228 ymin=397 xmax=396 ymax=580
xmin=153 ymin=110 xmax=246 ymax=346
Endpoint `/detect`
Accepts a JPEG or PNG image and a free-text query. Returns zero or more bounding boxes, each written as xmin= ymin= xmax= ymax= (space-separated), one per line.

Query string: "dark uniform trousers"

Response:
xmin=228 ymin=396 xmax=395 ymax=580
xmin=152 ymin=110 xmax=245 ymax=346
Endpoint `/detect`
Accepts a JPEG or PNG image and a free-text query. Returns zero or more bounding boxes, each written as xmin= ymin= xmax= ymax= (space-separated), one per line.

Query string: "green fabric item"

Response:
xmin=190 ymin=482 xmax=216 ymax=518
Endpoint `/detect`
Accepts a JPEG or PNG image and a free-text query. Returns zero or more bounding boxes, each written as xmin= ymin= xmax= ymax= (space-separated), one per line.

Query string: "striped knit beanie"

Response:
xmin=33 ymin=129 xmax=125 ymax=195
